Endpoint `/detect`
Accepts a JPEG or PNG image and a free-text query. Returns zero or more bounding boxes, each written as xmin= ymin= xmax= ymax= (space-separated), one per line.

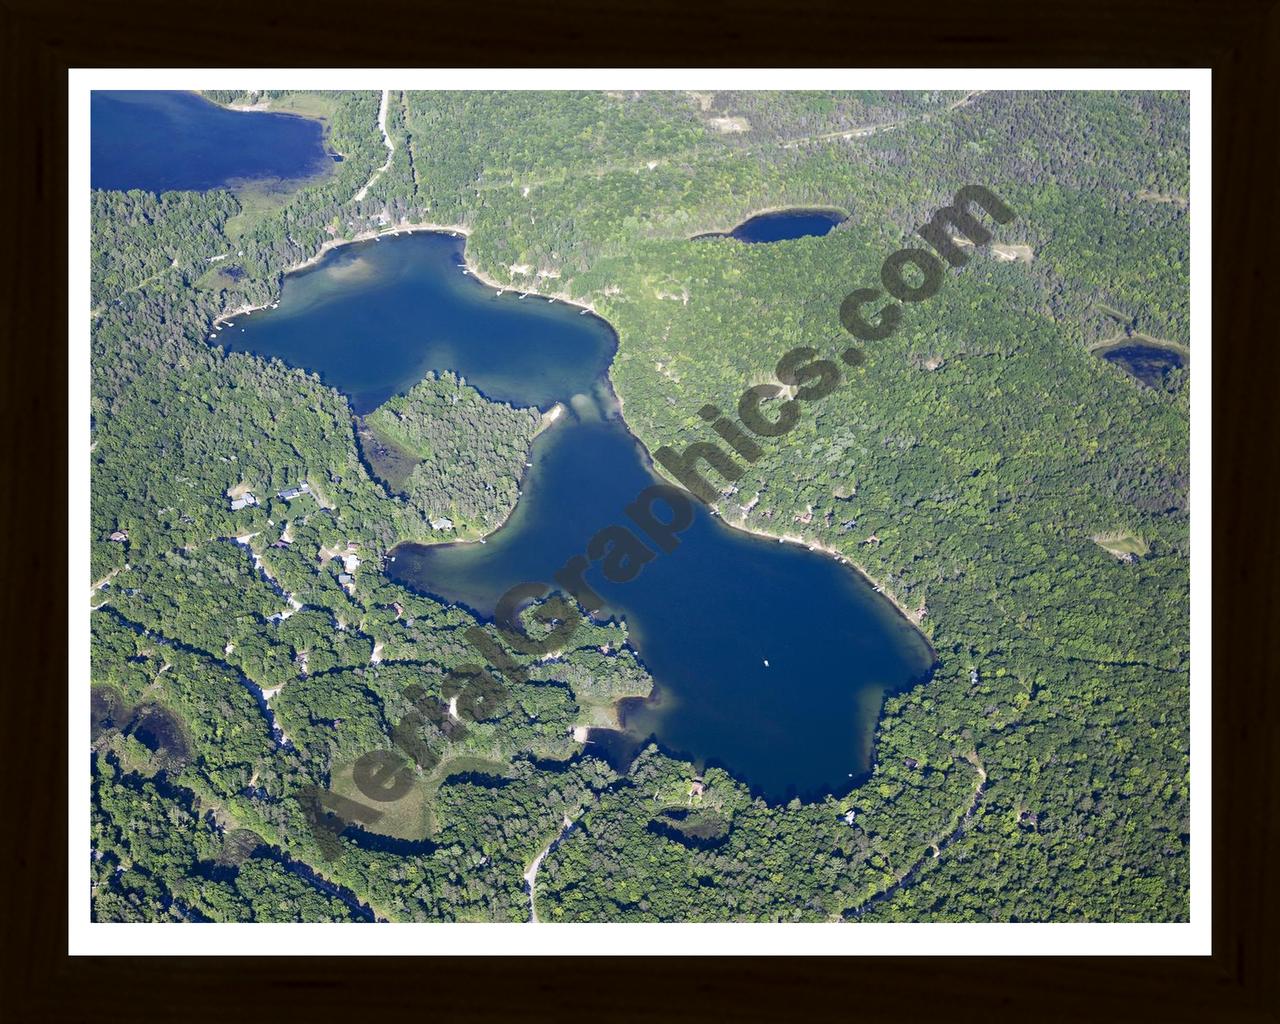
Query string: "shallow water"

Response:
xmin=91 ymin=91 xmax=333 ymax=193
xmin=223 ymin=234 xmax=614 ymax=414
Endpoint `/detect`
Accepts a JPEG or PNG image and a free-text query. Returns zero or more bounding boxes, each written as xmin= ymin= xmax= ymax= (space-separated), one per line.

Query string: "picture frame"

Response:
xmin=5 ymin=0 xmax=1275 ymax=1016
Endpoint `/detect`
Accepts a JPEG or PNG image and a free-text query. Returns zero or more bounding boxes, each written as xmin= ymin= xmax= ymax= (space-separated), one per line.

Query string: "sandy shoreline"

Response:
xmin=213 ymin=221 xmax=599 ymax=328
xmin=712 ymin=517 xmax=927 ymax=629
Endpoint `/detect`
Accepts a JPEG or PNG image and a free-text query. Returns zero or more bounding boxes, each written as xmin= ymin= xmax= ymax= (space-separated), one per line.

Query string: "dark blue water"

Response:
xmin=1101 ymin=343 xmax=1186 ymax=387
xmin=91 ymin=91 xmax=332 ymax=193
xmin=226 ymin=232 xmax=933 ymax=801
xmin=223 ymin=234 xmax=615 ymax=414
xmin=696 ymin=208 xmax=846 ymax=243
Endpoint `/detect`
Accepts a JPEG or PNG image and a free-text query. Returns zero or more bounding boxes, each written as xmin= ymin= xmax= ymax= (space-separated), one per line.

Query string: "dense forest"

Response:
xmin=89 ymin=89 xmax=1190 ymax=922
xmin=360 ymin=372 xmax=542 ymax=536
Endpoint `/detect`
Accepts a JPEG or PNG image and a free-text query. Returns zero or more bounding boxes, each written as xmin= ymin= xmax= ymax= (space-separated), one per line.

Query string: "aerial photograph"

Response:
xmin=86 ymin=84 xmax=1192 ymax=927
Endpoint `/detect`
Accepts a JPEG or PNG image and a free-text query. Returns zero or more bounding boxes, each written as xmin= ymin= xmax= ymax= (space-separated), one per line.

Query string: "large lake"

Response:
xmin=91 ymin=91 xmax=334 ymax=193
xmin=227 ymin=232 xmax=934 ymax=800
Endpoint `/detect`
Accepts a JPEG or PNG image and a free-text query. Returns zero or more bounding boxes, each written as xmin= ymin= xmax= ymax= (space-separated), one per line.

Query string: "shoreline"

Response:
xmin=213 ymin=220 xmax=600 ymax=329
xmin=200 ymin=91 xmax=344 ymax=172
xmin=1087 ymin=332 xmax=1190 ymax=357
xmin=216 ymin=223 xmax=928 ymax=640
xmin=383 ymin=400 xmax=568 ymax=552
xmin=712 ymin=515 xmax=929 ymax=631
xmin=687 ymin=203 xmax=849 ymax=241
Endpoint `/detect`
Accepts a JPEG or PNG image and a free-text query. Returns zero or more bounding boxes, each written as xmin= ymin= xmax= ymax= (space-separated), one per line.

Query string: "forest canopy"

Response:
xmin=88 ymin=89 xmax=1190 ymax=924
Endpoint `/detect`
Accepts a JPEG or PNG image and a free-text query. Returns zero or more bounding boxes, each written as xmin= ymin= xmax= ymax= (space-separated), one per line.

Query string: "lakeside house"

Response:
xmin=277 ymin=482 xmax=312 ymax=502
xmin=430 ymin=517 xmax=454 ymax=531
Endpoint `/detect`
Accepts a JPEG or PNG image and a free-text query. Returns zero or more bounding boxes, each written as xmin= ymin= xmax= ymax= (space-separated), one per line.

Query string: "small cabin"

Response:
xmin=109 ymin=530 xmax=128 ymax=543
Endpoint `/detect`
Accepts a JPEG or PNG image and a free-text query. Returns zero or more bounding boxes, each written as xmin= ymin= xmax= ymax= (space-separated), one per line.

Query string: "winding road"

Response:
xmin=352 ymin=89 xmax=394 ymax=203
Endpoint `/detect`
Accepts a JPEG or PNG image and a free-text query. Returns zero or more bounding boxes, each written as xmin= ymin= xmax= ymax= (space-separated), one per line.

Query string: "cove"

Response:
xmin=91 ymin=91 xmax=333 ymax=193
xmin=694 ymin=208 xmax=846 ymax=243
xmin=226 ymin=232 xmax=934 ymax=801
xmin=220 ymin=233 xmax=614 ymax=414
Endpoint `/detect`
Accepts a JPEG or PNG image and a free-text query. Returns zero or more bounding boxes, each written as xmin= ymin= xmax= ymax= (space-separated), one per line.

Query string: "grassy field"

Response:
xmin=329 ymin=752 xmax=514 ymax=841
xmin=1092 ymin=530 xmax=1150 ymax=559
xmin=256 ymin=92 xmax=341 ymax=122
xmin=329 ymin=758 xmax=436 ymax=840
xmin=223 ymin=183 xmax=306 ymax=242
